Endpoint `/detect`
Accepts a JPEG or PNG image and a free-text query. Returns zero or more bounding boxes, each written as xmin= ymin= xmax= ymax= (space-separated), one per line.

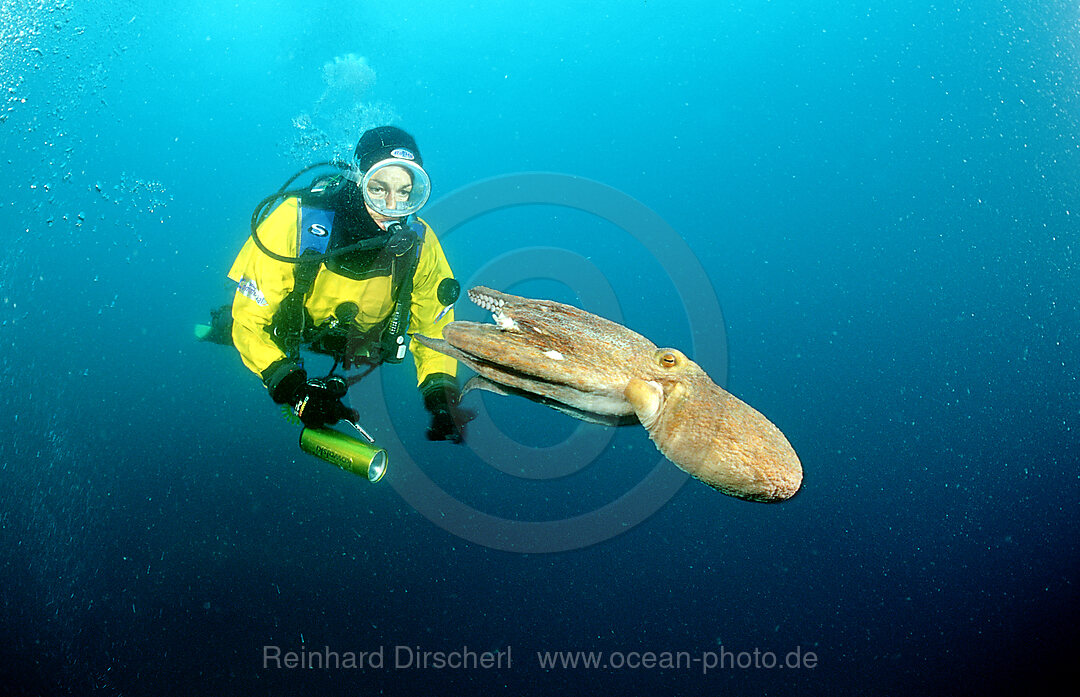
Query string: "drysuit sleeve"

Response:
xmin=226 ymin=198 xmax=301 ymax=380
xmin=408 ymin=219 xmax=459 ymax=385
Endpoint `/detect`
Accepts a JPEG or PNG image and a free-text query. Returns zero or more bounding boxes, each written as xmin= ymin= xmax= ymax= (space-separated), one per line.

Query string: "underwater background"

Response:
xmin=1 ymin=0 xmax=1077 ymax=694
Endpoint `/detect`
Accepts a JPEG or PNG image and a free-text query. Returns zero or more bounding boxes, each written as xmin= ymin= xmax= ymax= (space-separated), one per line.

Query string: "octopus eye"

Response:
xmin=659 ymin=351 xmax=678 ymax=369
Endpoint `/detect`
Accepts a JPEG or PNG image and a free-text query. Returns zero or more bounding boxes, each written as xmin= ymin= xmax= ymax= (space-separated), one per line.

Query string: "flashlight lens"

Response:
xmin=367 ymin=451 xmax=388 ymax=482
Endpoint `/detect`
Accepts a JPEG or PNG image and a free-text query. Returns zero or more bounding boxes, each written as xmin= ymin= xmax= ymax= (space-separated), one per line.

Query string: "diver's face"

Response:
xmin=364 ymin=165 xmax=413 ymax=222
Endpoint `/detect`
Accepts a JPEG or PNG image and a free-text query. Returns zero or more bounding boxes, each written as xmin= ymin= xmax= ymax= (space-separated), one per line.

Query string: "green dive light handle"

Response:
xmin=299 ymin=425 xmax=388 ymax=482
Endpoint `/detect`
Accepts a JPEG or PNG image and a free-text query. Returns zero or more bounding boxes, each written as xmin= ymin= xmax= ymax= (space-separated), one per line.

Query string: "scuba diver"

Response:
xmin=203 ymin=126 xmax=469 ymax=450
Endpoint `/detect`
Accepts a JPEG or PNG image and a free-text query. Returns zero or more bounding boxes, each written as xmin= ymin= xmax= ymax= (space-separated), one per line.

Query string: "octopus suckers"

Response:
xmin=494 ymin=310 xmax=519 ymax=331
xmin=468 ymin=290 xmax=505 ymax=313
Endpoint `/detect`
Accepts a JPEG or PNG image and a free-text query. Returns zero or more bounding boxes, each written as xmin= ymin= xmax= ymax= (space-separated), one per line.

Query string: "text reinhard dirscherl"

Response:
xmin=262 ymin=645 xmax=819 ymax=674
xmin=263 ymin=645 xmax=512 ymax=671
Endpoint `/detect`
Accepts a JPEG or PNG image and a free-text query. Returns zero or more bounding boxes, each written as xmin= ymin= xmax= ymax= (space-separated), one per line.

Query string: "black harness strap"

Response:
xmin=277 ymin=249 xmax=322 ymax=360
xmin=378 ymin=244 xmax=420 ymax=364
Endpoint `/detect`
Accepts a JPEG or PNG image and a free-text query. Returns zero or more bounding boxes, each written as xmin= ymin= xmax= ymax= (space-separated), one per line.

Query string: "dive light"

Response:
xmin=299 ymin=420 xmax=388 ymax=483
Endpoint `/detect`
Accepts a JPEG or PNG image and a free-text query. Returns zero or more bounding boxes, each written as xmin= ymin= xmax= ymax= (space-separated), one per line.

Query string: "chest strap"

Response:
xmin=278 ymin=210 xmax=424 ymax=365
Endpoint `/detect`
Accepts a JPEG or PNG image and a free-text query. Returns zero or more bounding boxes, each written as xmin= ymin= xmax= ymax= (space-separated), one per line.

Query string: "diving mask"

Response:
xmin=359 ymin=157 xmax=431 ymax=218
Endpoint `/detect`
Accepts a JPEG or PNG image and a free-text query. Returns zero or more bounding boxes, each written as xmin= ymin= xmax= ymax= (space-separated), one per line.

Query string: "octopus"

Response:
xmin=414 ymin=286 xmax=802 ymax=502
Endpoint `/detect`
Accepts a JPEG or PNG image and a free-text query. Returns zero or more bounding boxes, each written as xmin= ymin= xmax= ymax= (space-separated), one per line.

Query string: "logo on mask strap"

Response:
xmin=390 ymin=148 xmax=415 ymax=160
xmin=309 ymin=223 xmax=329 ymax=237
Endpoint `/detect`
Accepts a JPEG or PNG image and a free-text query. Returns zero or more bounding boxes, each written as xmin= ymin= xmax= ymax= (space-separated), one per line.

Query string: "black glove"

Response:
xmin=420 ymin=373 xmax=472 ymax=444
xmin=268 ymin=365 xmax=357 ymax=429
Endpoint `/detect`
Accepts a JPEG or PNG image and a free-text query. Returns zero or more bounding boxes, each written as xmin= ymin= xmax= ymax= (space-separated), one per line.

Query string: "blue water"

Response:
xmin=2 ymin=1 xmax=1077 ymax=694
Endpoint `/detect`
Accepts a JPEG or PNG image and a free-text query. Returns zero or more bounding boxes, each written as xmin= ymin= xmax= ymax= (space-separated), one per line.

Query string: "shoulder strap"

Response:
xmin=378 ymin=221 xmax=426 ymax=363
xmin=277 ymin=203 xmax=335 ymax=359
xmin=298 ymin=205 xmax=334 ymax=256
